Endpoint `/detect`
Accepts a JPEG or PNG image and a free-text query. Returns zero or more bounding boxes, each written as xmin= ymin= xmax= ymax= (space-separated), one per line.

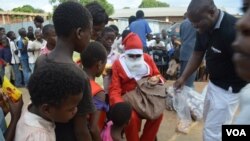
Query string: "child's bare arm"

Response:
xmin=74 ymin=114 xmax=92 ymax=141
xmin=2 ymin=94 xmax=23 ymax=141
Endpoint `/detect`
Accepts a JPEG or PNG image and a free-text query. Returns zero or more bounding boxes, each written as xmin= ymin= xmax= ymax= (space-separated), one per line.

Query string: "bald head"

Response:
xmin=187 ymin=0 xmax=219 ymax=33
xmin=187 ymin=0 xmax=216 ymax=16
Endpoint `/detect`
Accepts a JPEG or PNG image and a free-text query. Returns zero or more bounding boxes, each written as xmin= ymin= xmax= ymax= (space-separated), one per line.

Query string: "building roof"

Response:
xmin=0 ymin=11 xmax=48 ymax=17
xmin=110 ymin=7 xmax=242 ymax=19
xmin=110 ymin=7 xmax=187 ymax=18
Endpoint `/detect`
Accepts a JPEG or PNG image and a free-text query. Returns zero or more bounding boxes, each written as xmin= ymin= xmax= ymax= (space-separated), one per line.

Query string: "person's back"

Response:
xmin=130 ymin=19 xmax=151 ymax=48
xmin=179 ymin=18 xmax=197 ymax=87
xmin=129 ymin=10 xmax=152 ymax=51
xmin=179 ymin=19 xmax=196 ymax=61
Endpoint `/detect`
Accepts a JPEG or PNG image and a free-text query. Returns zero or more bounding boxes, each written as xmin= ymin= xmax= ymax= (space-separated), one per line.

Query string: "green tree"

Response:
xmin=139 ymin=0 xmax=169 ymax=8
xmin=49 ymin=0 xmax=114 ymax=15
xmin=0 ymin=8 xmax=4 ymax=11
xmin=12 ymin=5 xmax=45 ymax=13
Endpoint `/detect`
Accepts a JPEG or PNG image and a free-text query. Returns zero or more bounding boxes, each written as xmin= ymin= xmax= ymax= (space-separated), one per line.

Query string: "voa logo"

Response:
xmin=226 ymin=129 xmax=246 ymax=136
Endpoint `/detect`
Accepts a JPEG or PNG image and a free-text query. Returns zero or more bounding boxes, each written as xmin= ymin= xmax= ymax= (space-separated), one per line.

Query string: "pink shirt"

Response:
xmin=101 ymin=121 xmax=113 ymax=141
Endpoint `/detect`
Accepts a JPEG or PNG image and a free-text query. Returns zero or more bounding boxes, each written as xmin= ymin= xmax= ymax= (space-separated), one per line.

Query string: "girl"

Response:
xmin=101 ymin=102 xmax=132 ymax=141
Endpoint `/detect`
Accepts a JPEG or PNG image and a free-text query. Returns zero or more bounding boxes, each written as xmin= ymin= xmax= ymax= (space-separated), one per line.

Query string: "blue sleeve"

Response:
xmin=17 ymin=39 xmax=22 ymax=49
xmin=93 ymin=96 xmax=109 ymax=112
xmin=145 ymin=21 xmax=152 ymax=34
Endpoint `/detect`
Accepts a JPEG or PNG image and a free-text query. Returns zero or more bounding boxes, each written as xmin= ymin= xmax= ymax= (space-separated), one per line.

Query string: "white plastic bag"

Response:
xmin=172 ymin=87 xmax=192 ymax=134
xmin=168 ymin=86 xmax=206 ymax=133
xmin=186 ymin=86 xmax=206 ymax=121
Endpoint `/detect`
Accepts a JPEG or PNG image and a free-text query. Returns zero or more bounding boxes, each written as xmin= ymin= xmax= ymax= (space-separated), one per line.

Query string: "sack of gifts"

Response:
xmin=123 ymin=77 xmax=167 ymax=120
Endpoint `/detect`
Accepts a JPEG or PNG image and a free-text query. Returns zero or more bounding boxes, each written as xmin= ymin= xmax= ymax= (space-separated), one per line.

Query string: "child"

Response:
xmin=0 ymin=36 xmax=12 ymax=80
xmin=97 ymin=27 xmax=119 ymax=93
xmin=28 ymin=28 xmax=46 ymax=73
xmin=101 ymin=102 xmax=132 ymax=141
xmin=81 ymin=41 xmax=108 ymax=140
xmin=35 ymin=1 xmax=95 ymax=141
xmin=40 ymin=24 xmax=56 ymax=55
xmin=14 ymin=63 xmax=83 ymax=141
xmin=86 ymin=1 xmax=109 ymax=40
xmin=17 ymin=28 xmax=30 ymax=86
xmin=6 ymin=31 xmax=22 ymax=87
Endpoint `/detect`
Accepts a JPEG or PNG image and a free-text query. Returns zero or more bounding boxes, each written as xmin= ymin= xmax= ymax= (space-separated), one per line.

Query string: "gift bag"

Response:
xmin=123 ymin=77 xmax=167 ymax=120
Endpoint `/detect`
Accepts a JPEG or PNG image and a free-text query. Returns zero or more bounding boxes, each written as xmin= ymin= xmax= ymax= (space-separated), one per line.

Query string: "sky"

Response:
xmin=0 ymin=0 xmax=243 ymax=14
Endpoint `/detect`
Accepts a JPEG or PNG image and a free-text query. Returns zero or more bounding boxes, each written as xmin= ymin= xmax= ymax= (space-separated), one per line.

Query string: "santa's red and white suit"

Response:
xmin=109 ymin=53 xmax=163 ymax=141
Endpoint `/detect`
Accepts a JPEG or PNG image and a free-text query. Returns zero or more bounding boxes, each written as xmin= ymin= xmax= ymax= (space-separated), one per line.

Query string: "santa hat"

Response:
xmin=122 ymin=32 xmax=143 ymax=54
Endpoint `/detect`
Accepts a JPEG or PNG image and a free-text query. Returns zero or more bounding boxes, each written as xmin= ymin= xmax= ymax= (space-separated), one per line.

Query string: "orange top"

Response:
xmin=90 ymin=79 xmax=107 ymax=130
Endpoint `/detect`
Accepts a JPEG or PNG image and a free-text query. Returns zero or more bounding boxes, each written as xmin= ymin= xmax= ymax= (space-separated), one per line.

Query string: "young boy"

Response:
xmin=81 ymin=41 xmax=108 ymax=141
xmin=14 ymin=63 xmax=83 ymax=141
xmin=35 ymin=1 xmax=95 ymax=141
xmin=6 ymin=31 xmax=22 ymax=87
xmin=40 ymin=24 xmax=56 ymax=55
xmin=17 ymin=28 xmax=30 ymax=86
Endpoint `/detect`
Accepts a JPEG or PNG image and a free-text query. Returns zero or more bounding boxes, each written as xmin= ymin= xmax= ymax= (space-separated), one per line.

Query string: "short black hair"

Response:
xmin=34 ymin=15 xmax=44 ymax=23
xmin=128 ymin=15 xmax=136 ymax=25
xmin=42 ymin=24 xmax=55 ymax=37
xmin=86 ymin=1 xmax=109 ymax=26
xmin=81 ymin=41 xmax=107 ymax=68
xmin=108 ymin=102 xmax=132 ymax=127
xmin=0 ymin=35 xmax=10 ymax=48
xmin=122 ymin=30 xmax=131 ymax=41
xmin=6 ymin=31 xmax=14 ymax=39
xmin=109 ymin=24 xmax=119 ymax=33
xmin=0 ymin=27 xmax=5 ymax=31
xmin=28 ymin=63 xmax=84 ymax=107
xmin=136 ymin=10 xmax=144 ymax=19
xmin=100 ymin=26 xmax=115 ymax=37
xmin=27 ymin=32 xmax=35 ymax=41
xmin=53 ymin=1 xmax=92 ymax=37
xmin=18 ymin=28 xmax=26 ymax=36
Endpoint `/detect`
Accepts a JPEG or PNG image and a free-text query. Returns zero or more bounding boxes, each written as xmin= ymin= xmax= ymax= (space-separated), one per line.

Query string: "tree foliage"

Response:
xmin=49 ymin=0 xmax=114 ymax=15
xmin=12 ymin=5 xmax=45 ymax=13
xmin=139 ymin=0 xmax=169 ymax=8
xmin=0 ymin=8 xmax=3 ymax=11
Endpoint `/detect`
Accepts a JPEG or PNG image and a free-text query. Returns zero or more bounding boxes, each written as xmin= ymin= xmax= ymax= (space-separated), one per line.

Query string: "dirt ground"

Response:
xmin=6 ymin=81 xmax=208 ymax=141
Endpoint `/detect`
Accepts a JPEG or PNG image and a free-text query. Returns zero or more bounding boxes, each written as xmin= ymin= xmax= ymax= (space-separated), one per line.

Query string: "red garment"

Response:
xmin=109 ymin=53 xmax=163 ymax=141
xmin=90 ymin=79 xmax=107 ymax=130
xmin=109 ymin=53 xmax=161 ymax=105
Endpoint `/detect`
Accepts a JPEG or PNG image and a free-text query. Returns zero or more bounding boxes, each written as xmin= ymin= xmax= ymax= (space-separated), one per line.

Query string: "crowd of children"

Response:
xmin=0 ymin=17 xmax=56 ymax=87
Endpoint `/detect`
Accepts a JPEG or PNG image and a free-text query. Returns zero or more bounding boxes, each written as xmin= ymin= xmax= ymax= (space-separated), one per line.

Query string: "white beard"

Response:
xmin=124 ymin=55 xmax=148 ymax=78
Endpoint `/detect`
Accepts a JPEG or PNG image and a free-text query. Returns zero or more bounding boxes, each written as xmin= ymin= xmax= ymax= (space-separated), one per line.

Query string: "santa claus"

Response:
xmin=109 ymin=32 xmax=164 ymax=141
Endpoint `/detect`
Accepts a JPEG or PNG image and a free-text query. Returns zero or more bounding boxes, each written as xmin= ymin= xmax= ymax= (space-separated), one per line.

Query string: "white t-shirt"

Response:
xmin=28 ymin=39 xmax=47 ymax=64
xmin=147 ymin=40 xmax=165 ymax=48
xmin=14 ymin=108 xmax=56 ymax=141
